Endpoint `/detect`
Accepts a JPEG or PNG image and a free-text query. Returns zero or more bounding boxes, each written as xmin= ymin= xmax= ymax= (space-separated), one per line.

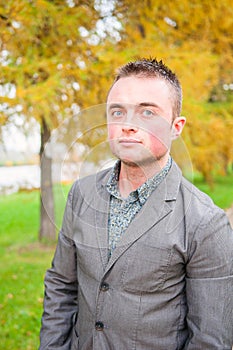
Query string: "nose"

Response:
xmin=122 ymin=123 xmax=138 ymax=133
xmin=122 ymin=110 xmax=138 ymax=133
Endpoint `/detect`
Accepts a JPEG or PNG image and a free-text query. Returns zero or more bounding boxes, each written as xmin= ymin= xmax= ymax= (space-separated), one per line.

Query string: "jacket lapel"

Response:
xmin=105 ymin=162 xmax=182 ymax=273
xmin=93 ymin=161 xmax=182 ymax=274
xmin=94 ymin=172 xmax=111 ymax=271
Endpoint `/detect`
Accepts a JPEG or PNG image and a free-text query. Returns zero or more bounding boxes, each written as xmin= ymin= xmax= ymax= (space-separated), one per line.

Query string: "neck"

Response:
xmin=118 ymin=154 xmax=169 ymax=198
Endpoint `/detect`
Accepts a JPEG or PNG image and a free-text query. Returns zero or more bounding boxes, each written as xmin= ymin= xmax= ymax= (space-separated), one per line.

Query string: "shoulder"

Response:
xmin=179 ymin=175 xmax=230 ymax=232
xmin=67 ymin=167 xmax=112 ymax=205
xmin=168 ymin=161 xmax=223 ymax=221
xmin=75 ymin=166 xmax=111 ymax=189
xmin=181 ymin=176 xmax=215 ymax=209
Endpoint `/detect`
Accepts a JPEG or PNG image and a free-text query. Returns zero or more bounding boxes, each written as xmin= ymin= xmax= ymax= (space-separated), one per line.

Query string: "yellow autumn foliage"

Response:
xmin=0 ymin=0 xmax=232 ymax=182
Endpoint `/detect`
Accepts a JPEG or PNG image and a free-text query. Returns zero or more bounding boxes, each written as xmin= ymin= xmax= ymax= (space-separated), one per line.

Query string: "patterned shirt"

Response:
xmin=106 ymin=157 xmax=172 ymax=258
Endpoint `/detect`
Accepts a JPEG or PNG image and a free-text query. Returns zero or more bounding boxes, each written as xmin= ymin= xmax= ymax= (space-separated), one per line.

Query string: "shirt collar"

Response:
xmin=106 ymin=160 xmax=122 ymax=199
xmin=106 ymin=156 xmax=172 ymax=204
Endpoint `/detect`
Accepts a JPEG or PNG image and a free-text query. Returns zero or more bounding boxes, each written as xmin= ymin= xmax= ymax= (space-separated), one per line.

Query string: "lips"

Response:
xmin=119 ymin=138 xmax=142 ymax=144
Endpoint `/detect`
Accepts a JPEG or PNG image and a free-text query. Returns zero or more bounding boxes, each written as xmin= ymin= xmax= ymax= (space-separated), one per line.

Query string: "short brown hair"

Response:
xmin=111 ymin=58 xmax=182 ymax=120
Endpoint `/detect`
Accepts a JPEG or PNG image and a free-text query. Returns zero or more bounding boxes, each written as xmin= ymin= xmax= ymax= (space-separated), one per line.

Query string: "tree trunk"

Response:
xmin=39 ymin=117 xmax=56 ymax=242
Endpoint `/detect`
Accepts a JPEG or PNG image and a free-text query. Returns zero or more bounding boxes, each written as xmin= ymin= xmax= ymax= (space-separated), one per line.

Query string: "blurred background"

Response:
xmin=0 ymin=0 xmax=232 ymax=348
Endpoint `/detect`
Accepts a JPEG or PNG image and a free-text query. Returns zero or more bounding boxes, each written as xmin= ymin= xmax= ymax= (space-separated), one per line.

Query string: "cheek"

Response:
xmin=147 ymin=126 xmax=171 ymax=151
xmin=108 ymin=124 xmax=120 ymax=140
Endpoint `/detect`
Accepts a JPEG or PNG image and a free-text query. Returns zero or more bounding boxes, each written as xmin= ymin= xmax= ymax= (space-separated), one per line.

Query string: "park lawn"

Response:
xmin=0 ymin=176 xmax=232 ymax=350
xmin=0 ymin=244 xmax=55 ymax=350
xmin=0 ymin=188 xmax=68 ymax=350
xmin=193 ymin=173 xmax=233 ymax=210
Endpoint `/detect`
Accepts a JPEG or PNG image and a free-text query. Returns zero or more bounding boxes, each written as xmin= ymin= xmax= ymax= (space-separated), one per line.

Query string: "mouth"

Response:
xmin=119 ymin=138 xmax=142 ymax=144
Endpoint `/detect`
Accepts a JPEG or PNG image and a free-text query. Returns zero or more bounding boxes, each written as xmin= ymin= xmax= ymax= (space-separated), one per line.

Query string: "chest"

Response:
xmin=72 ymin=204 xmax=187 ymax=293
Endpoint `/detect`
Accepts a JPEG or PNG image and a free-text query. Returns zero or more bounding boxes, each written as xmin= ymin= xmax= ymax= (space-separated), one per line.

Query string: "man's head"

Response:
xmin=106 ymin=58 xmax=186 ymax=169
xmin=110 ymin=58 xmax=182 ymax=121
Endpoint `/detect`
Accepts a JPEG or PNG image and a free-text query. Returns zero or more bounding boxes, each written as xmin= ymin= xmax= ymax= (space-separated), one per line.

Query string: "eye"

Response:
xmin=142 ymin=109 xmax=154 ymax=117
xmin=111 ymin=110 xmax=124 ymax=118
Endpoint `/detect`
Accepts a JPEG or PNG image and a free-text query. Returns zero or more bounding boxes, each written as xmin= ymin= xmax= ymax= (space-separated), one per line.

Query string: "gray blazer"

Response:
xmin=40 ymin=162 xmax=233 ymax=350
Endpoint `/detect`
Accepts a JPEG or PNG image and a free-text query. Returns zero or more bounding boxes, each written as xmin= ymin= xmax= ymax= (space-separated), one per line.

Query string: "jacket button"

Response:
xmin=95 ymin=321 xmax=104 ymax=331
xmin=100 ymin=282 xmax=109 ymax=292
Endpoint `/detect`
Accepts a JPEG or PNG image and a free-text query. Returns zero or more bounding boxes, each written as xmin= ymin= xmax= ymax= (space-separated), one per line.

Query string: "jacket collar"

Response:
xmin=94 ymin=160 xmax=182 ymax=272
xmin=97 ymin=159 xmax=182 ymax=203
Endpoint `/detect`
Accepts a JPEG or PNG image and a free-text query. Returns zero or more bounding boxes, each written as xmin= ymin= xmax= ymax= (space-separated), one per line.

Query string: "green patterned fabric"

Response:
xmin=106 ymin=157 xmax=172 ymax=257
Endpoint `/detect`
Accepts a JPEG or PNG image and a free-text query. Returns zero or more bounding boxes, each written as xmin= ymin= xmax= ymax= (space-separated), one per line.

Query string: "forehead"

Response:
xmin=107 ymin=76 xmax=173 ymax=106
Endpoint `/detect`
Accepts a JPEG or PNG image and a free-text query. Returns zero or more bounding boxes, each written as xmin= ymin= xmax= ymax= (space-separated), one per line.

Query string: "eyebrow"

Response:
xmin=108 ymin=103 xmax=124 ymax=110
xmin=138 ymin=102 xmax=160 ymax=108
xmin=108 ymin=102 xmax=160 ymax=109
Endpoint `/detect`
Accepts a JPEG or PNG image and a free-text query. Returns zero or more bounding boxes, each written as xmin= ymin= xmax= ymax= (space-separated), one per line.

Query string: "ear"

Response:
xmin=171 ymin=116 xmax=186 ymax=140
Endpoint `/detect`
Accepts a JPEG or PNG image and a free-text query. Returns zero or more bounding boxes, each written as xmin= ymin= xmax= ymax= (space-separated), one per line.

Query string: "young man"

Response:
xmin=39 ymin=58 xmax=233 ymax=349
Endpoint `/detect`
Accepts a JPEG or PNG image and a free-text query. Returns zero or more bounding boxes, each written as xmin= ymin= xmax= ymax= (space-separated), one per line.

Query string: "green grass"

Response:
xmin=0 ymin=188 xmax=70 ymax=350
xmin=0 ymin=245 xmax=54 ymax=350
xmin=0 ymin=177 xmax=232 ymax=349
xmin=193 ymin=173 xmax=233 ymax=209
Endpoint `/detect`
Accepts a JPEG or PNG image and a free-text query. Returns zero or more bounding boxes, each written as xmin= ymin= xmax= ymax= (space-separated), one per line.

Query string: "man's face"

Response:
xmin=107 ymin=76 xmax=183 ymax=167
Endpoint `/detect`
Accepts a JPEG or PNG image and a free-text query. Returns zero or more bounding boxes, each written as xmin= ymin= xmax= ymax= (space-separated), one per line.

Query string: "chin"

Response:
xmin=120 ymin=152 xmax=169 ymax=168
xmin=111 ymin=145 xmax=168 ymax=165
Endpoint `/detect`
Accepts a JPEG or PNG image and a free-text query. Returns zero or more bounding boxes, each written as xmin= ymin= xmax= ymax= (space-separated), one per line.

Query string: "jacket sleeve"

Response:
xmin=39 ymin=186 xmax=78 ymax=350
xmin=185 ymin=207 xmax=233 ymax=349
